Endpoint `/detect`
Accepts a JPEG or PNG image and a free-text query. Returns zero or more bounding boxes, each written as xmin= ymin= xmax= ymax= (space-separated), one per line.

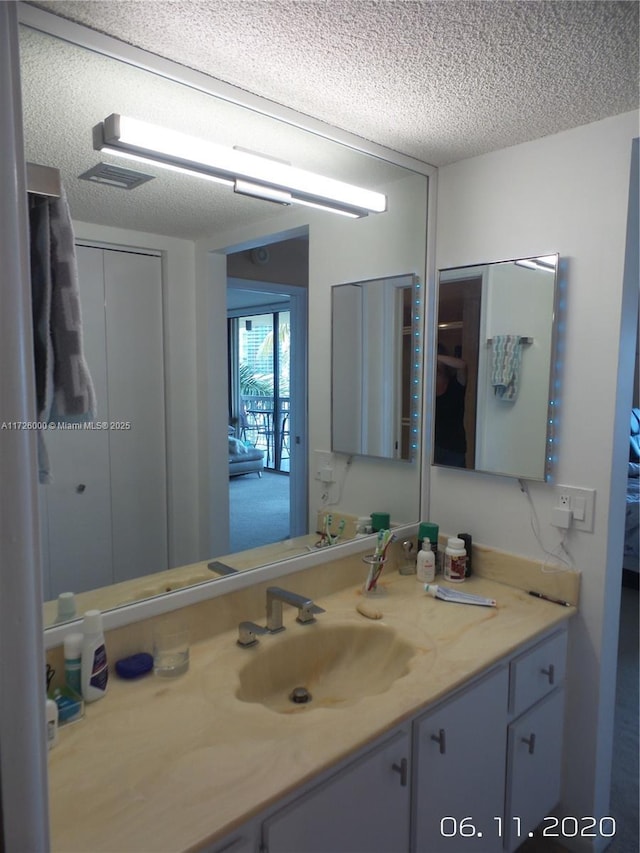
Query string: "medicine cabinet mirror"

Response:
xmin=18 ymin=12 xmax=430 ymax=629
xmin=331 ymin=274 xmax=419 ymax=461
xmin=434 ymin=255 xmax=559 ymax=481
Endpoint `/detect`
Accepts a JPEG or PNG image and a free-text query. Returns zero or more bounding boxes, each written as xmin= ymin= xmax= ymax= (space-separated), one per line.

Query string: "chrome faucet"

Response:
xmin=266 ymin=586 xmax=325 ymax=632
xmin=208 ymin=560 xmax=238 ymax=577
xmin=237 ymin=621 xmax=268 ymax=648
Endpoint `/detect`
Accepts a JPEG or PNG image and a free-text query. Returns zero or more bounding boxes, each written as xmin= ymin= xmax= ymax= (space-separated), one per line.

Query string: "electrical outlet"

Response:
xmin=313 ymin=450 xmax=332 ymax=481
xmin=556 ymin=486 xmax=596 ymax=532
xmin=319 ymin=466 xmax=334 ymax=484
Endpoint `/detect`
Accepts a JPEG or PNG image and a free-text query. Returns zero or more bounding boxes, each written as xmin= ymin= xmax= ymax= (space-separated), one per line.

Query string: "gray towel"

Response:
xmin=30 ymin=187 xmax=96 ymax=483
xmin=490 ymin=334 xmax=522 ymax=402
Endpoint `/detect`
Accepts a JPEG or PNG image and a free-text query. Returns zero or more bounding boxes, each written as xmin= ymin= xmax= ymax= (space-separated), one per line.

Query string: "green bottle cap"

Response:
xmin=418 ymin=522 xmax=439 ymax=544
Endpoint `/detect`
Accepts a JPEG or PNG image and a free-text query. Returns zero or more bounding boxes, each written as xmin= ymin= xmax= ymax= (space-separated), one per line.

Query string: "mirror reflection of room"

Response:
xmin=19 ymin=22 xmax=428 ymax=625
xmin=331 ymin=274 xmax=418 ymax=462
xmin=435 ymin=256 xmax=558 ymax=480
xmin=226 ymin=239 xmax=309 ymax=554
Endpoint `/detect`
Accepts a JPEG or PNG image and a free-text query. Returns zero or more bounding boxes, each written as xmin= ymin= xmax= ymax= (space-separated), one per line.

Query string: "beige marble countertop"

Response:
xmin=48 ymin=571 xmax=574 ymax=853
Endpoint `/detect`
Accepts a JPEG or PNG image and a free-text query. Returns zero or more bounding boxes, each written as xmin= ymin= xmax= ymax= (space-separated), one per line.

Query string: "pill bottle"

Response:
xmin=443 ymin=537 xmax=467 ymax=583
xmin=416 ymin=539 xmax=436 ymax=583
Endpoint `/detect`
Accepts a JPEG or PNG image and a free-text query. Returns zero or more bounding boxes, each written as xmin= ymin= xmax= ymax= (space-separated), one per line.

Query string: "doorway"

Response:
xmin=437 ymin=275 xmax=482 ymax=469
xmin=226 ymin=237 xmax=308 ymax=553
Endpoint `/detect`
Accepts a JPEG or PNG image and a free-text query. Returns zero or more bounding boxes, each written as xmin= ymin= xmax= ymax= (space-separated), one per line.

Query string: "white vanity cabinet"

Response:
xmin=261 ymin=727 xmax=411 ymax=853
xmin=201 ymin=626 xmax=568 ymax=853
xmin=504 ymin=630 xmax=567 ymax=852
xmin=412 ymin=666 xmax=509 ymax=853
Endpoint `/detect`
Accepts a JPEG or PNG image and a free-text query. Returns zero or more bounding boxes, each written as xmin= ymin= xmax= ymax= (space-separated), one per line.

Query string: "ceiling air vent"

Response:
xmin=78 ymin=163 xmax=155 ymax=190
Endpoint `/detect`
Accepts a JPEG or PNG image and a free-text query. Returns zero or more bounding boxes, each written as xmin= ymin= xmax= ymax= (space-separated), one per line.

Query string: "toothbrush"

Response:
xmin=366 ymin=530 xmax=395 ymax=590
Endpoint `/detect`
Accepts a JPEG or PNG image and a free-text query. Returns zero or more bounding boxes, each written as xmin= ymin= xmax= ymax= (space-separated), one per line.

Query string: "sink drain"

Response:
xmin=289 ymin=686 xmax=312 ymax=704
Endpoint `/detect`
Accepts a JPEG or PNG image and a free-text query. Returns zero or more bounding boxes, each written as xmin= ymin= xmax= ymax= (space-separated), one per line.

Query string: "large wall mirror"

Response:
xmin=19 ymin=10 xmax=430 ymax=629
xmin=331 ymin=274 xmax=419 ymax=461
xmin=434 ymin=255 xmax=559 ymax=480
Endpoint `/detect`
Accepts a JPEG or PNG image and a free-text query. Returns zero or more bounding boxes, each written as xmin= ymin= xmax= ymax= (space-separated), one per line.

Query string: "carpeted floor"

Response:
xmin=229 ymin=470 xmax=290 ymax=553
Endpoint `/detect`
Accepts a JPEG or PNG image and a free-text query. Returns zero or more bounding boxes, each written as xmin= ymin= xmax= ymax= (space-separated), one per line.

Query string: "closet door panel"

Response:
xmin=103 ymin=250 xmax=168 ymax=582
xmin=41 ymin=244 xmax=113 ymax=597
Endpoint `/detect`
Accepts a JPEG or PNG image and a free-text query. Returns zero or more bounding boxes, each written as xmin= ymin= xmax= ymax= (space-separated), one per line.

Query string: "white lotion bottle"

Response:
xmin=81 ymin=610 xmax=109 ymax=702
xmin=416 ymin=539 xmax=436 ymax=583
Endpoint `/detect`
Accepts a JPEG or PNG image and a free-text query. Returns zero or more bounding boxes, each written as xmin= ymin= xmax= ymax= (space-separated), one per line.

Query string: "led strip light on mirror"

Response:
xmin=93 ymin=114 xmax=388 ymax=218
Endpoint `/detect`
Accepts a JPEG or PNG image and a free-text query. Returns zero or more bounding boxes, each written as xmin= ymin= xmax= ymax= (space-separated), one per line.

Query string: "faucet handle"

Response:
xmin=237 ymin=620 xmax=268 ymax=647
xmin=297 ymin=602 xmax=326 ymax=625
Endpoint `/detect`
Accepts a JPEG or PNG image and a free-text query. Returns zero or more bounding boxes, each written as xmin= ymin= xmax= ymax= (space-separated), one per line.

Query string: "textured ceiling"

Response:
xmin=30 ymin=0 xmax=639 ymax=166
xmin=20 ymin=25 xmax=409 ymax=240
xmin=20 ymin=1 xmax=639 ymax=241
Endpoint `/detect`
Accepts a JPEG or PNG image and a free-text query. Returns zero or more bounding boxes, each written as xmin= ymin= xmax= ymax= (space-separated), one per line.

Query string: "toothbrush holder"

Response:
xmin=362 ymin=554 xmax=387 ymax=595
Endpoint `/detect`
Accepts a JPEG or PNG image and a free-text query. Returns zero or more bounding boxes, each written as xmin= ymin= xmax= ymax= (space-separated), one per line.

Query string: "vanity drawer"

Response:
xmin=509 ymin=629 xmax=567 ymax=717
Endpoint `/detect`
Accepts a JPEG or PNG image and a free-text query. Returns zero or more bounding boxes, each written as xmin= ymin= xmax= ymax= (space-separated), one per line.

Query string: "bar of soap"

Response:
xmin=356 ymin=601 xmax=383 ymax=620
xmin=115 ymin=652 xmax=154 ymax=679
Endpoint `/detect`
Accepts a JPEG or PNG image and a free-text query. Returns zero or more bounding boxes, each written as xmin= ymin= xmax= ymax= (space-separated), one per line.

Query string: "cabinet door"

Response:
xmin=505 ymin=688 xmax=565 ymax=852
xmin=414 ymin=667 xmax=508 ymax=853
xmin=509 ymin=630 xmax=567 ymax=717
xmin=39 ymin=245 xmax=113 ymax=598
xmin=40 ymin=246 xmax=168 ymax=596
xmin=103 ymin=249 xmax=168 ymax=582
xmin=262 ymin=728 xmax=410 ymax=853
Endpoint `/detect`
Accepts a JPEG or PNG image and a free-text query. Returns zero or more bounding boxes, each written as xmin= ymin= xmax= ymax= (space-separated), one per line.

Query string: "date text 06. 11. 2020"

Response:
xmin=440 ymin=816 xmax=616 ymax=841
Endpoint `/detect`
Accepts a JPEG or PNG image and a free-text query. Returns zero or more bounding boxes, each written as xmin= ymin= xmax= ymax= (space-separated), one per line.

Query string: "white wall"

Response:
xmin=432 ymin=111 xmax=639 ymax=849
xmin=72 ymin=222 xmax=200 ymax=570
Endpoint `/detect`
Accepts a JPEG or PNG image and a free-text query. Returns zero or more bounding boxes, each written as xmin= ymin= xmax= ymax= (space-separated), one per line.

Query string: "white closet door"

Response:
xmin=103 ymin=249 xmax=168 ymax=582
xmin=40 ymin=245 xmax=113 ymax=598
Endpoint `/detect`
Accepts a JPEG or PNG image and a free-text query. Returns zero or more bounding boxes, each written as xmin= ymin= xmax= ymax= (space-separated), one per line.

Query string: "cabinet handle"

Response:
xmin=76 ymin=484 xmax=86 ymax=493
xmin=521 ymin=733 xmax=536 ymax=755
xmin=391 ymin=757 xmax=408 ymax=787
xmin=430 ymin=728 xmax=446 ymax=754
xmin=541 ymin=664 xmax=555 ymax=685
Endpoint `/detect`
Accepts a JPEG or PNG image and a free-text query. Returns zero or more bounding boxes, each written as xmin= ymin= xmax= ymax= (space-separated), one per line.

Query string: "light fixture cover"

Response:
xmin=93 ymin=114 xmax=387 ymax=217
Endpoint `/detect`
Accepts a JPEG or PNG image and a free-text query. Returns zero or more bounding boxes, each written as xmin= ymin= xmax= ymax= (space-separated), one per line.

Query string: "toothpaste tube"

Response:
xmin=424 ymin=584 xmax=496 ymax=608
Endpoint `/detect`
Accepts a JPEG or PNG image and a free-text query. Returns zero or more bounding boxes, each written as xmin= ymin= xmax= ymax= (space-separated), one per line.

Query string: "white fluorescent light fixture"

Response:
xmin=93 ymin=114 xmax=387 ymax=218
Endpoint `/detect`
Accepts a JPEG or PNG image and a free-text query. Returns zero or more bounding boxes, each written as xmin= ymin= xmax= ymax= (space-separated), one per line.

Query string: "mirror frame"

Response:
xmin=433 ymin=254 xmax=561 ymax=481
xmin=19 ymin=4 xmax=438 ymax=646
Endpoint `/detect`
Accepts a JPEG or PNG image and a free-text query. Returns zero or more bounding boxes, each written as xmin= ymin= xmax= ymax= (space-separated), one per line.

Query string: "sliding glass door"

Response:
xmin=234 ymin=310 xmax=290 ymax=472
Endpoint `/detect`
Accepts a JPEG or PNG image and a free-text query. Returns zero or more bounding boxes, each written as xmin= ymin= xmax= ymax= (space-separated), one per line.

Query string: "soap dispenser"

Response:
xmin=416 ymin=539 xmax=435 ymax=583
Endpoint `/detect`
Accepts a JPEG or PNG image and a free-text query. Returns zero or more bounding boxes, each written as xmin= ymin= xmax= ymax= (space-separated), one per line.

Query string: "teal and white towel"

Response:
xmin=490 ymin=335 xmax=522 ymax=402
